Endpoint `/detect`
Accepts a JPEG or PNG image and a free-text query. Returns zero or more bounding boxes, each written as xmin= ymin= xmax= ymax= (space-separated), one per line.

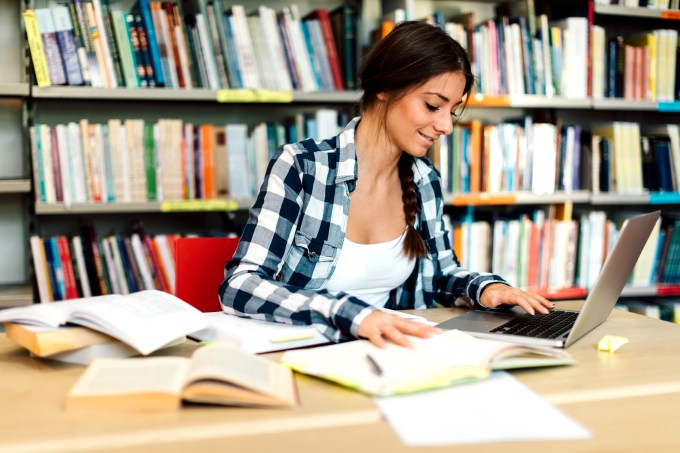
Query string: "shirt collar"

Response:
xmin=335 ymin=117 xmax=360 ymax=184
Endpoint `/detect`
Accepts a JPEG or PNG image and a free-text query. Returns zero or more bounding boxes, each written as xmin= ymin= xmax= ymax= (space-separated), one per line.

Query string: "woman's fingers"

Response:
xmin=358 ymin=312 xmax=441 ymax=348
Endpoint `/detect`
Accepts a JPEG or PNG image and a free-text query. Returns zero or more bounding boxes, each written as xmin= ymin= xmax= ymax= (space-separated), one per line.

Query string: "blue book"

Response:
xmin=135 ymin=0 xmax=164 ymax=86
xmin=222 ymin=14 xmax=243 ymax=88
xmin=51 ymin=5 xmax=83 ymax=85
xmin=45 ymin=238 xmax=66 ymax=300
xmin=300 ymin=21 xmax=323 ymax=90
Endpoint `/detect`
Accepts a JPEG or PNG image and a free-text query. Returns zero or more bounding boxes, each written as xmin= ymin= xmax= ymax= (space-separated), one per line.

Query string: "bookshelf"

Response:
xmin=5 ymin=0 xmax=680 ymax=323
xmin=0 ymin=0 xmax=31 ymax=307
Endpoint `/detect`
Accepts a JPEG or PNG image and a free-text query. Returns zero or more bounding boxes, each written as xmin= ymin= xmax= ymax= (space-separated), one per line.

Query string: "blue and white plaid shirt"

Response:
xmin=219 ymin=117 xmax=507 ymax=342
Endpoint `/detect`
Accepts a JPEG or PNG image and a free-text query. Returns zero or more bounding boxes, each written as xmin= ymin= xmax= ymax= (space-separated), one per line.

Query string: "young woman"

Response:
xmin=219 ymin=21 xmax=553 ymax=347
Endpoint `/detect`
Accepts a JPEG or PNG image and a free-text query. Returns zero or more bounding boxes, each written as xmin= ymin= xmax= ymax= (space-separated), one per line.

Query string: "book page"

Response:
xmin=280 ymin=330 xmax=573 ymax=396
xmin=68 ymin=290 xmax=209 ymax=355
xmin=185 ymin=344 xmax=295 ymax=401
xmin=190 ymin=312 xmax=329 ymax=353
xmin=0 ymin=298 xmax=96 ymax=327
xmin=68 ymin=357 xmax=190 ymax=397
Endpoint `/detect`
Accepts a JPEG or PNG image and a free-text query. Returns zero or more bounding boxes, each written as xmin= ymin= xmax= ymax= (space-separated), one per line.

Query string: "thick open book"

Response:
xmin=65 ymin=344 xmax=298 ymax=411
xmin=280 ymin=330 xmax=575 ymax=396
xmin=0 ymin=290 xmax=208 ymax=355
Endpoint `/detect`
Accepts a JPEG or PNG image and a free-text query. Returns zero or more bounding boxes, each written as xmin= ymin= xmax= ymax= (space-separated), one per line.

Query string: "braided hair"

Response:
xmin=358 ymin=21 xmax=474 ymax=259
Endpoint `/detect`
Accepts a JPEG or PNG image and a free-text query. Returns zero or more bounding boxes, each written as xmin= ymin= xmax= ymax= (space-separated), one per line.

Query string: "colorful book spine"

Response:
xmin=51 ymin=5 xmax=84 ymax=86
xmin=35 ymin=8 xmax=67 ymax=86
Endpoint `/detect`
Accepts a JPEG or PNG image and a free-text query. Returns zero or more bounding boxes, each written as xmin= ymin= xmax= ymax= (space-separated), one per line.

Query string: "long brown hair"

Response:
xmin=358 ymin=21 xmax=474 ymax=260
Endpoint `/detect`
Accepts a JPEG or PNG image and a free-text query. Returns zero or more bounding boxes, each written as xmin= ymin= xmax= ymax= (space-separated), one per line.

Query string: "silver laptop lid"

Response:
xmin=564 ymin=210 xmax=660 ymax=347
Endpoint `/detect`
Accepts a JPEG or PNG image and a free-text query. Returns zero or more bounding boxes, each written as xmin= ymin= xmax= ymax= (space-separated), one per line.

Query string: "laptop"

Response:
xmin=437 ymin=210 xmax=661 ymax=348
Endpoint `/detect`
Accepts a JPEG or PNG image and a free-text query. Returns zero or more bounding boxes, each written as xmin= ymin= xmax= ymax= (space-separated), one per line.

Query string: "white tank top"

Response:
xmin=325 ymin=230 xmax=416 ymax=307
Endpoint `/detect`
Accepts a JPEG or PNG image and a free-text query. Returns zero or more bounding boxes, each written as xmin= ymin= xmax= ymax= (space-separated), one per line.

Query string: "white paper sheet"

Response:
xmin=373 ymin=371 xmax=591 ymax=446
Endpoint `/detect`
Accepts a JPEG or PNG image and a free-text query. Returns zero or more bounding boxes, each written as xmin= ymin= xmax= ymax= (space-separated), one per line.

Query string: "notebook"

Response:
xmin=437 ymin=211 xmax=661 ymax=348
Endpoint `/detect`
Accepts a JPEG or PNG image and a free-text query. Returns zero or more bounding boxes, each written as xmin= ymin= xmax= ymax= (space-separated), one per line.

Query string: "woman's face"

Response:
xmin=382 ymin=71 xmax=466 ymax=157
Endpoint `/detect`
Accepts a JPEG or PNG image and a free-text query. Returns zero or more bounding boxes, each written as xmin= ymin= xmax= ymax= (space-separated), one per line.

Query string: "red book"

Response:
xmin=306 ymin=9 xmax=345 ymax=90
xmin=56 ymin=236 xmax=79 ymax=299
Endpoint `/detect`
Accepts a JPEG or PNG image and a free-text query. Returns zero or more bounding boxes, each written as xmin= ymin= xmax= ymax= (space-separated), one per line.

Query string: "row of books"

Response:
xmin=592 ymin=28 xmax=679 ymax=102
xmin=30 ymin=109 xmax=343 ymax=205
xmin=448 ymin=209 xmax=674 ymax=292
xmin=429 ymin=119 xmax=680 ymax=196
xmin=30 ymin=224 xmax=184 ymax=302
xmin=594 ymin=0 xmax=680 ymax=8
xmin=23 ymin=1 xmax=359 ymax=91
xmin=616 ymin=299 xmax=680 ymax=324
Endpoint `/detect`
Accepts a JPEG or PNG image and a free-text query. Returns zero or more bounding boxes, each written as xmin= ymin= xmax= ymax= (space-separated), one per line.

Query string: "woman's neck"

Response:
xmin=354 ymin=113 xmax=402 ymax=184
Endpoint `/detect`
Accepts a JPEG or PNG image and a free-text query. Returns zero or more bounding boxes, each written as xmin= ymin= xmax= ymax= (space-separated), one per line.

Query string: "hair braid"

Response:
xmin=398 ymin=154 xmax=428 ymax=260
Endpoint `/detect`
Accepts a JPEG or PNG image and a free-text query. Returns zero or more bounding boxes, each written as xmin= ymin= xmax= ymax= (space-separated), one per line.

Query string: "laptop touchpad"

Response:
xmin=437 ymin=310 xmax=517 ymax=332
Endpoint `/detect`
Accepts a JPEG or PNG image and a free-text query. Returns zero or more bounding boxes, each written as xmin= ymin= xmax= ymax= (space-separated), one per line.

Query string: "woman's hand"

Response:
xmin=358 ymin=311 xmax=441 ymax=348
xmin=479 ymin=283 xmax=555 ymax=315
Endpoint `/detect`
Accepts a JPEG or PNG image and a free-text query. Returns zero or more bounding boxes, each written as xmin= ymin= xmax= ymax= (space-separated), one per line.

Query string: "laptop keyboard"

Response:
xmin=490 ymin=310 xmax=578 ymax=339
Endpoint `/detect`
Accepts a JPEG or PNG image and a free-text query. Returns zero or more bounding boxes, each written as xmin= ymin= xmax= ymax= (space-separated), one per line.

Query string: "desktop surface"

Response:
xmin=1 ymin=302 xmax=679 ymax=453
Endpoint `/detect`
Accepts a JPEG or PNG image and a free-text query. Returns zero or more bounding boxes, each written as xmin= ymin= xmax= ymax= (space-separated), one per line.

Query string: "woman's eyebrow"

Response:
xmin=423 ymin=92 xmax=450 ymax=102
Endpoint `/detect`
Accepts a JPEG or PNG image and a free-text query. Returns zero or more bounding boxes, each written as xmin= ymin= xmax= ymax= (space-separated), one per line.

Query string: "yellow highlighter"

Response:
xmin=269 ymin=333 xmax=316 ymax=343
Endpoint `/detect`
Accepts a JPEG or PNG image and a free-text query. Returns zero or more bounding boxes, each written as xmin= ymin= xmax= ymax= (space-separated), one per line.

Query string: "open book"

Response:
xmin=280 ymin=330 xmax=575 ymax=396
xmin=65 ymin=344 xmax=298 ymax=411
xmin=0 ymin=290 xmax=208 ymax=355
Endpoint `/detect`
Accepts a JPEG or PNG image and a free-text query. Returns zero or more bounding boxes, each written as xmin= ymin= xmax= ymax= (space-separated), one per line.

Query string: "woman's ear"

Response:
xmin=377 ymin=92 xmax=387 ymax=102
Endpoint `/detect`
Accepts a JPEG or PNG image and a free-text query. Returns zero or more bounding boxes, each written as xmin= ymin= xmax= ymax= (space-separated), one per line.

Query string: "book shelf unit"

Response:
xmin=0 ymin=0 xmax=31 ymax=307
xmin=7 ymin=0 xmax=680 ymax=323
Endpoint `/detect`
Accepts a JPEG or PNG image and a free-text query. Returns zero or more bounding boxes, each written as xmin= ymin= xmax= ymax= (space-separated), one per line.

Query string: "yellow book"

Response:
xmin=280 ymin=330 xmax=574 ymax=397
xmin=65 ymin=344 xmax=298 ymax=412
xmin=22 ymin=9 xmax=51 ymax=87
xmin=4 ymin=322 xmax=117 ymax=357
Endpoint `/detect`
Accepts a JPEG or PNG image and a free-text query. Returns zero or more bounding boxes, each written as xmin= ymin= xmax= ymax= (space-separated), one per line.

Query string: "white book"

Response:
xmin=100 ymin=237 xmax=121 ymax=294
xmin=72 ymin=236 xmax=92 ymax=298
xmin=247 ymin=16 xmax=275 ymax=90
xmin=591 ymin=25 xmax=605 ymax=99
xmin=531 ymin=124 xmax=556 ymax=195
xmin=195 ymin=13 xmax=221 ymax=89
xmin=68 ymin=122 xmax=88 ymax=203
xmin=130 ymin=233 xmax=154 ymax=290
xmin=107 ymin=119 xmax=125 ymax=203
xmin=259 ymin=6 xmax=293 ymax=91
xmin=282 ymin=6 xmax=317 ymax=92
xmin=229 ymin=5 xmax=261 ymax=89
xmin=0 ymin=290 xmax=207 ymax=356
xmin=315 ymin=109 xmax=339 ymax=140
xmin=55 ymin=124 xmax=72 ymax=208
xmin=124 ymin=119 xmax=147 ymax=202
xmin=30 ymin=236 xmax=52 ymax=303
xmin=91 ymin=0 xmax=119 ymax=87
xmin=183 ymin=123 xmax=195 ymax=200
xmin=109 ymin=235 xmax=129 ymax=295
xmin=39 ymin=124 xmax=56 ymax=204
xmin=510 ymin=23 xmax=525 ymax=95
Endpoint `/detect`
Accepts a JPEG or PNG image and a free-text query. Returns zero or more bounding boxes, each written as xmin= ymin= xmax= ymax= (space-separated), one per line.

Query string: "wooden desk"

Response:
xmin=1 ymin=303 xmax=679 ymax=452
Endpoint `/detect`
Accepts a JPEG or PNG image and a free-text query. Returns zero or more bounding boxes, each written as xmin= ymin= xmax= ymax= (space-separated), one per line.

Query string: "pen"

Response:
xmin=366 ymin=353 xmax=383 ymax=376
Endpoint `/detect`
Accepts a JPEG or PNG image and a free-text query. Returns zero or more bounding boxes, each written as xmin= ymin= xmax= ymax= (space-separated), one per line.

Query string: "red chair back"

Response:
xmin=174 ymin=237 xmax=239 ymax=312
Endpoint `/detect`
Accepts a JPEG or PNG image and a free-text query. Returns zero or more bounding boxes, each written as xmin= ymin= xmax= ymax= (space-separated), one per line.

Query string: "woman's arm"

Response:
xmin=219 ymin=144 xmax=378 ymax=342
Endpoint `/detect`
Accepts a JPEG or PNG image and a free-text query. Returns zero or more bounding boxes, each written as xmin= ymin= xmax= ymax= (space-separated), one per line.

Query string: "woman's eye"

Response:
xmin=425 ymin=103 xmax=438 ymax=112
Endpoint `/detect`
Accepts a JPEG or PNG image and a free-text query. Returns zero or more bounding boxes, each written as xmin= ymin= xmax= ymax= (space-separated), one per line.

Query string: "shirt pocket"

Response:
xmin=281 ymin=231 xmax=339 ymax=288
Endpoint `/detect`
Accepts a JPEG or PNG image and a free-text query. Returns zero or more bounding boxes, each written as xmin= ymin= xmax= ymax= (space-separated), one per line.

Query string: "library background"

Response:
xmin=2 ymin=0 xmax=680 ymax=324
